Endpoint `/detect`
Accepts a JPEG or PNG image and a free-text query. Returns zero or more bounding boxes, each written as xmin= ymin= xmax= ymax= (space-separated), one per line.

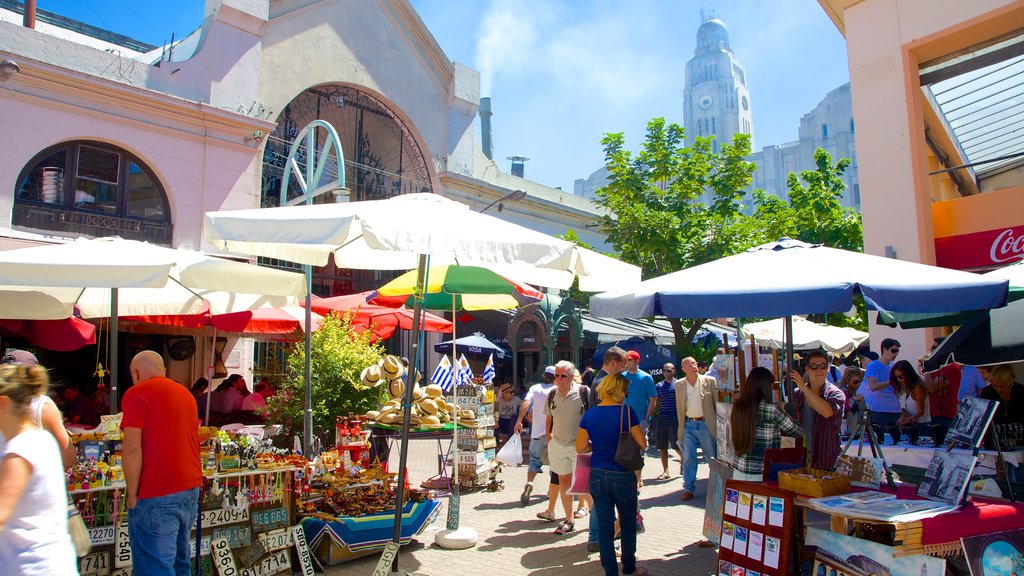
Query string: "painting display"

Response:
xmin=703 ymin=458 xmax=735 ymax=546
xmin=804 ymin=527 xmax=946 ymax=576
xmin=917 ymin=449 xmax=979 ymax=505
xmin=713 ymin=353 xmax=735 ymax=392
xmin=834 ymin=454 xmax=884 ymax=489
xmin=962 ymin=528 xmax=1024 ymax=576
xmin=945 ymin=396 xmax=998 ymax=449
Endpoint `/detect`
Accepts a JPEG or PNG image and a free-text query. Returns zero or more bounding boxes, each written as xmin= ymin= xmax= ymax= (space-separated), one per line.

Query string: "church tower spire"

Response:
xmin=683 ymin=15 xmax=754 ymax=151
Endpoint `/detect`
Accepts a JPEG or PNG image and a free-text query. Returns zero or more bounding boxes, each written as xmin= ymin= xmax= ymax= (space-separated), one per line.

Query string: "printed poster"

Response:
xmin=737 ymin=492 xmax=752 ymax=521
xmin=764 ymin=536 xmax=781 ymax=569
xmin=721 ymin=521 xmax=736 ymax=550
xmin=725 ymin=488 xmax=739 ymax=517
xmin=733 ymin=526 xmax=748 ymax=556
xmin=747 ymin=530 xmax=763 ymax=562
xmin=718 ymin=560 xmax=732 ymax=576
xmin=751 ymin=495 xmax=767 ymax=526
xmin=768 ymin=496 xmax=784 ymax=527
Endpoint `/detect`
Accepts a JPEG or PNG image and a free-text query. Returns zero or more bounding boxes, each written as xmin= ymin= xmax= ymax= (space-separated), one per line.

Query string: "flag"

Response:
xmin=431 ymin=355 xmax=454 ymax=392
xmin=482 ymin=353 xmax=495 ymax=384
xmin=455 ymin=354 xmax=474 ymax=387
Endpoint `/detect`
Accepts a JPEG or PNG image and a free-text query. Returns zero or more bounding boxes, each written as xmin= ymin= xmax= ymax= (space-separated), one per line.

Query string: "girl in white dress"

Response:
xmin=0 ymin=364 xmax=77 ymax=575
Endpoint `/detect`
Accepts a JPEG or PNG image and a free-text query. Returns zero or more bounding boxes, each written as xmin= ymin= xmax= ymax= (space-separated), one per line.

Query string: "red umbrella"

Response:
xmin=210 ymin=306 xmax=323 ymax=335
xmin=0 ymin=317 xmax=96 ymax=351
xmin=305 ymin=291 xmax=453 ymax=341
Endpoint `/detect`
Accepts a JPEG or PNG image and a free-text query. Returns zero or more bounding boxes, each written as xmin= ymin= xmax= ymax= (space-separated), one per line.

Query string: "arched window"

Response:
xmin=13 ymin=141 xmax=172 ymax=244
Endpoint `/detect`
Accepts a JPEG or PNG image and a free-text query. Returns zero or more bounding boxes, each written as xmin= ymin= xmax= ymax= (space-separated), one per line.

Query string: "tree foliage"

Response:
xmin=263 ymin=312 xmax=386 ymax=440
xmin=591 ymin=119 xmax=867 ymax=352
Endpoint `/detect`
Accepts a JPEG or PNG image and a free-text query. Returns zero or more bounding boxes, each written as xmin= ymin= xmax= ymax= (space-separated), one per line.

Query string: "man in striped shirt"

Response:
xmin=654 ymin=363 xmax=683 ymax=479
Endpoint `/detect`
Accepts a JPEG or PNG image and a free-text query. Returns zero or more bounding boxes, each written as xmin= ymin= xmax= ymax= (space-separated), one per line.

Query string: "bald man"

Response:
xmin=121 ymin=350 xmax=202 ymax=575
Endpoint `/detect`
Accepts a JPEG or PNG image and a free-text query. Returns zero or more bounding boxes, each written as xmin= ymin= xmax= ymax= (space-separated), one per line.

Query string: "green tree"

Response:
xmin=263 ymin=312 xmax=386 ymax=439
xmin=594 ymin=118 xmax=760 ymax=357
xmin=784 ymin=148 xmax=862 ymax=251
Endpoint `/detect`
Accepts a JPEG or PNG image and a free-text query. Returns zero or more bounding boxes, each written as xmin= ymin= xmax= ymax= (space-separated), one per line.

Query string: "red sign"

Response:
xmin=935 ymin=225 xmax=1024 ymax=270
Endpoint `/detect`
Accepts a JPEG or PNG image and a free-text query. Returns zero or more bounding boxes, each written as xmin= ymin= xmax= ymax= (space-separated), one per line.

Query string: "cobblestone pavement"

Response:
xmin=322 ymin=438 xmax=719 ymax=576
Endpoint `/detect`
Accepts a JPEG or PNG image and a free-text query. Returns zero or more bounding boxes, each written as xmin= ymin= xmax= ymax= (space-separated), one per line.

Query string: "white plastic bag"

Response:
xmin=496 ymin=433 xmax=523 ymax=466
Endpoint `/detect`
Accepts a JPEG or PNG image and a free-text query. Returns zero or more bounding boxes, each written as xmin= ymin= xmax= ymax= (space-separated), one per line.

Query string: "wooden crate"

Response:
xmin=778 ymin=467 xmax=850 ymax=498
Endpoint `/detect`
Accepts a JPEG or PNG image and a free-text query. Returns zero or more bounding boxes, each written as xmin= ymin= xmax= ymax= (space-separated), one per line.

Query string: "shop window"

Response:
xmin=14 ymin=141 xmax=172 ymax=244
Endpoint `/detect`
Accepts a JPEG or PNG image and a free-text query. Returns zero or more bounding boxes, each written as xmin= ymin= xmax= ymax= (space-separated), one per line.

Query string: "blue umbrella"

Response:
xmin=434 ymin=332 xmax=509 ymax=360
xmin=590 ymin=238 xmax=1009 ymax=319
xmin=591 ymin=336 xmax=675 ymax=377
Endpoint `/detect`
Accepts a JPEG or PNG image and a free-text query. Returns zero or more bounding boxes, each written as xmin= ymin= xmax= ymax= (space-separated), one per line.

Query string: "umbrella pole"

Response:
xmin=303 ymin=265 xmax=314 ymax=456
xmin=205 ymin=327 xmax=217 ymax=427
xmin=110 ymin=288 xmax=119 ymax=413
xmin=448 ymin=295 xmax=460 ymax=526
xmin=784 ymin=315 xmax=795 ymax=403
xmin=390 ymin=254 xmax=429 ymax=570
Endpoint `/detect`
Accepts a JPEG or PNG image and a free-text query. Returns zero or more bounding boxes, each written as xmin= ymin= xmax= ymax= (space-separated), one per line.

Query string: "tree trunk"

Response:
xmin=668 ymin=317 xmax=708 ymax=359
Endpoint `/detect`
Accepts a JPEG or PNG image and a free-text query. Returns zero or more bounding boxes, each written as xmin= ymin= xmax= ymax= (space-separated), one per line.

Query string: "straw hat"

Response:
xmin=361 ymin=365 xmax=382 ymax=388
xmin=424 ymin=384 xmax=444 ymax=398
xmin=382 ymin=355 xmax=404 ymax=380
xmin=388 ymin=378 xmax=405 ymax=399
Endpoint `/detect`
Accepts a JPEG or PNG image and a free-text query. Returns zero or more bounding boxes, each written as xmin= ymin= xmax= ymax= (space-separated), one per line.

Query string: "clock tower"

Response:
xmin=683 ymin=16 xmax=754 ymax=152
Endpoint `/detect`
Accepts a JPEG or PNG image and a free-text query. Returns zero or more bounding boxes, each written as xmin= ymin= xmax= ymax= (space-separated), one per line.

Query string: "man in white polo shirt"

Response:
xmin=515 ymin=366 xmax=557 ymax=506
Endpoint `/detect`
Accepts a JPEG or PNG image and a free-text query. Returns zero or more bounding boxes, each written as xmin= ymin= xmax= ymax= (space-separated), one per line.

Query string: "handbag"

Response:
xmin=568 ymin=453 xmax=591 ymax=495
xmin=67 ymin=500 xmax=91 ymax=557
xmin=614 ymin=404 xmax=644 ymax=470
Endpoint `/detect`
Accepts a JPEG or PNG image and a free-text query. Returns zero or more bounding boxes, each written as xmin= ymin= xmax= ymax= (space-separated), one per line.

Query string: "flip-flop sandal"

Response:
xmin=574 ymin=507 xmax=589 ymax=518
xmin=536 ymin=510 xmax=557 ymax=522
xmin=655 ymin=472 xmax=671 ymax=480
xmin=554 ymin=521 xmax=575 ymax=535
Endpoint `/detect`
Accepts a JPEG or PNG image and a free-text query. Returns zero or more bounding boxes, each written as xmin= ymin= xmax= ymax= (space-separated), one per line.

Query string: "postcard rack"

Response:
xmin=716 ymin=480 xmax=795 ymax=576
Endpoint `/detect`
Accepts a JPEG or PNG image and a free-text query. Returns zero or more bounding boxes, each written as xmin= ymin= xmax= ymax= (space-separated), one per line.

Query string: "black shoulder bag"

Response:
xmin=614 ymin=403 xmax=644 ymax=470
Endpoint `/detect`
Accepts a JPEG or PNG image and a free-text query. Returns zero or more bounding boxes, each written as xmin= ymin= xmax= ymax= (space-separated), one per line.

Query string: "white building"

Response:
xmin=683 ymin=17 xmax=754 ymax=152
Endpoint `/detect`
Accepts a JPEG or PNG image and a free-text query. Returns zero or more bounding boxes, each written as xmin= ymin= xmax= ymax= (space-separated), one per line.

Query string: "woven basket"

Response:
xmin=778 ymin=467 xmax=850 ymax=498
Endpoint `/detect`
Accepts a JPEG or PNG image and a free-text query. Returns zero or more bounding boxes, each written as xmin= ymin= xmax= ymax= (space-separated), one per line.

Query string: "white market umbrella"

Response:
xmin=0 ymin=237 xmax=308 ymax=410
xmin=739 ymin=316 xmax=869 ymax=357
xmin=204 ymin=193 xmax=640 ymax=292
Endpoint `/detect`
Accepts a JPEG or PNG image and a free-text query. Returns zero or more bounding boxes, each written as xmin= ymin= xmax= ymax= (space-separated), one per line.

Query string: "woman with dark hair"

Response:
xmin=191 ymin=378 xmax=210 ymax=420
xmin=891 ymin=360 xmax=930 ymax=444
xmin=730 ymin=367 xmax=803 ymax=481
xmin=577 ymin=373 xmax=647 ymax=576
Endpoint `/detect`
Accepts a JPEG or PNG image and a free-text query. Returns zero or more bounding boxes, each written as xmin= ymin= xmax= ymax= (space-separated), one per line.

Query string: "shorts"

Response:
xmin=528 ymin=434 xmax=547 ymax=474
xmin=655 ymin=416 xmax=680 ymax=450
xmin=547 ymin=439 xmax=576 ymax=476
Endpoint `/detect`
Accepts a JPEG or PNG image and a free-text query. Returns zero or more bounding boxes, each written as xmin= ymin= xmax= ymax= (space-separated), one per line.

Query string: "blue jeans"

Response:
xmin=590 ymin=468 xmax=639 ymax=576
xmin=682 ymin=418 xmax=717 ymax=493
xmin=527 ymin=434 xmax=547 ymax=474
xmin=128 ymin=488 xmax=200 ymax=576
xmin=870 ymin=411 xmax=901 ymax=444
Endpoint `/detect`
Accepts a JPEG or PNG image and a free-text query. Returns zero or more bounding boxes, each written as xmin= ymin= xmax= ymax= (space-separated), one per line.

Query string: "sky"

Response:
xmin=36 ymin=0 xmax=851 ymax=192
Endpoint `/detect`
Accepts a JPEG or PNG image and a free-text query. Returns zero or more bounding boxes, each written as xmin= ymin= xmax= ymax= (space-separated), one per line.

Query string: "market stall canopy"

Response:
xmin=210 ymin=306 xmax=323 ymax=335
xmin=924 ymin=295 xmax=1024 ymax=370
xmin=590 ymin=336 xmax=675 ymax=375
xmin=0 ymin=238 xmax=307 ymax=319
xmin=203 ymin=193 xmax=640 ymax=292
xmin=304 ymin=292 xmax=453 ymax=341
xmin=739 ymin=317 xmax=868 ymax=357
xmin=374 ymin=265 xmax=543 ymax=311
xmin=434 ymin=332 xmax=509 ymax=360
xmin=0 ymin=317 xmax=96 ymax=351
xmin=878 ymin=261 xmax=1024 ymax=329
xmin=589 ymin=238 xmax=1010 ymax=319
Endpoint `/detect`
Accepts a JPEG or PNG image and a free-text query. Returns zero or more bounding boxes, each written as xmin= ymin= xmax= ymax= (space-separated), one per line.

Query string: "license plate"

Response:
xmin=80 ymin=551 xmax=110 ymax=576
xmin=257 ymin=528 xmax=291 ymax=552
xmin=212 ymin=524 xmax=252 ymax=549
xmin=88 ymin=524 xmax=116 ymax=546
xmin=201 ymin=506 xmax=250 ymax=528
xmin=114 ymin=519 xmax=132 ymax=568
xmin=189 ymin=537 xmax=212 ymax=559
xmin=239 ymin=550 xmax=290 ymax=576
xmin=211 ymin=537 xmax=238 ymax=576
xmin=249 ymin=507 xmax=288 ymax=532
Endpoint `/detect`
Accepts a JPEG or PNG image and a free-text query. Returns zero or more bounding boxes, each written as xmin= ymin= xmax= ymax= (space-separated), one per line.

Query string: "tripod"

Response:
xmin=840 ymin=403 xmax=896 ymax=489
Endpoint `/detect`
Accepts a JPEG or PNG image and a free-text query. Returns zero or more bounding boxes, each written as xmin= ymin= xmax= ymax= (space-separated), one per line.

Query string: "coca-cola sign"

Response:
xmin=935 ymin=225 xmax=1024 ymax=270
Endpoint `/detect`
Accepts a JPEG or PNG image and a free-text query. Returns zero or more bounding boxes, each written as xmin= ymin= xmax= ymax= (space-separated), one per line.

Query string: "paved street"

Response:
xmin=323 ymin=438 xmax=719 ymax=576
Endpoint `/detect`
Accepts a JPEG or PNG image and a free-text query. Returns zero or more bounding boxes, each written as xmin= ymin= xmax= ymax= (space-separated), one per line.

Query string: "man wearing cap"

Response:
xmin=515 ymin=366 xmax=558 ymax=506
xmin=623 ymin=350 xmax=657 ymax=441
xmin=676 ymin=356 xmax=718 ymax=500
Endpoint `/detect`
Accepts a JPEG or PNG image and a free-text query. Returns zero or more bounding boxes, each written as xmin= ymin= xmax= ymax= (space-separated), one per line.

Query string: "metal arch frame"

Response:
xmin=278 ymin=119 xmax=346 ymax=456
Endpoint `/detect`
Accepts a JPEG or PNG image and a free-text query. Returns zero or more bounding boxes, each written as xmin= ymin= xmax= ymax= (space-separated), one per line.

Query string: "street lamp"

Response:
xmin=480 ymin=189 xmax=527 ymax=213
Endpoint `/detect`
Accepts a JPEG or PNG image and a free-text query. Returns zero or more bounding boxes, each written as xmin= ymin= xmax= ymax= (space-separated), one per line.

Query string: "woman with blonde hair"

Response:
xmin=577 ymin=373 xmax=648 ymax=576
xmin=980 ymin=364 xmax=1024 ymax=425
xmin=731 ymin=367 xmax=803 ymax=481
xmin=0 ymin=363 xmax=77 ymax=575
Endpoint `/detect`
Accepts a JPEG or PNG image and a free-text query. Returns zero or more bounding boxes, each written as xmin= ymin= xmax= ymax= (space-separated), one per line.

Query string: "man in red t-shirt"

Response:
xmin=121 ymin=350 xmax=202 ymax=575
xmin=920 ymin=336 xmax=962 ymax=445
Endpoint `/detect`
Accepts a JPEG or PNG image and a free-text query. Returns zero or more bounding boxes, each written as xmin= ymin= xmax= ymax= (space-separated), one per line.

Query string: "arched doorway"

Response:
xmin=259 ymin=84 xmax=434 ymax=296
xmin=508 ymin=312 xmax=546 ymax=392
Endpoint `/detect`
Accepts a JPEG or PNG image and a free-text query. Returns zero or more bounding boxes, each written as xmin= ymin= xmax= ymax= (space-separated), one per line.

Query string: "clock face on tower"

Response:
xmin=699 ymin=95 xmax=713 ymax=110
